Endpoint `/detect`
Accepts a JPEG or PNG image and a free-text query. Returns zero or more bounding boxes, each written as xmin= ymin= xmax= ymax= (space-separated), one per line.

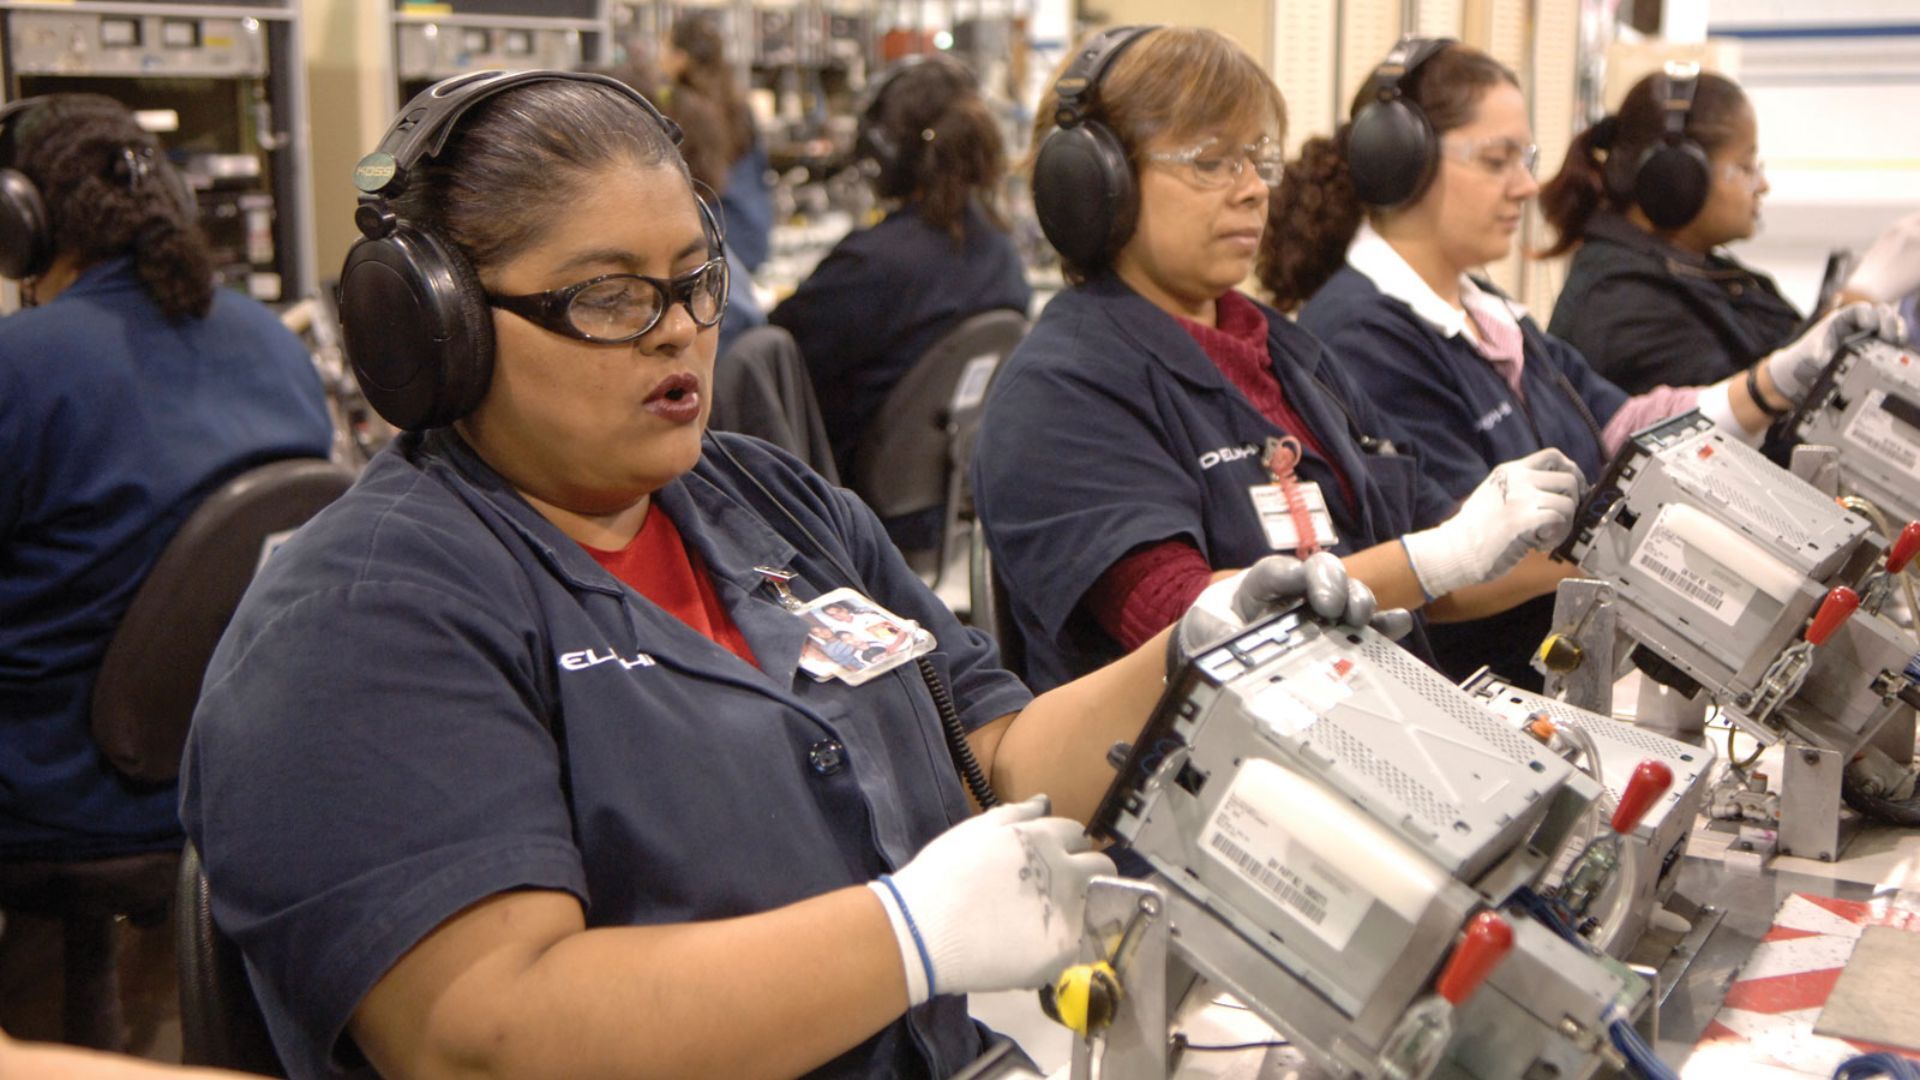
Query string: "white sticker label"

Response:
xmin=1630 ymin=508 xmax=1756 ymax=627
xmin=1845 ymin=389 xmax=1920 ymax=480
xmin=1201 ymin=785 xmax=1369 ymax=952
xmin=1249 ymin=482 xmax=1339 ymax=551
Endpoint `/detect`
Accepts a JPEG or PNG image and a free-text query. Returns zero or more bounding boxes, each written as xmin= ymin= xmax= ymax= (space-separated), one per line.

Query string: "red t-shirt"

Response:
xmin=583 ymin=506 xmax=759 ymax=668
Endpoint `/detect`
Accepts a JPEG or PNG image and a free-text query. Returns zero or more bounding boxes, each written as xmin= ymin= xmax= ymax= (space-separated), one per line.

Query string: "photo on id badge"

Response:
xmin=796 ymin=587 xmax=935 ymax=685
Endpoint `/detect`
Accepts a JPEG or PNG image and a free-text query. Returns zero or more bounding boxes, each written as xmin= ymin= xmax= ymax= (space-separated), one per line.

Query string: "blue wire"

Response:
xmin=1836 ymin=1052 xmax=1920 ymax=1080
xmin=1609 ymin=1019 xmax=1679 ymax=1080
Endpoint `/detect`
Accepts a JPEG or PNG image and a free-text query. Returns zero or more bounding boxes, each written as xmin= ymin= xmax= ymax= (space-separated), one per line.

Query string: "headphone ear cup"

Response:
xmin=1346 ymin=100 xmax=1437 ymax=208
xmin=1032 ymin=121 xmax=1136 ymax=271
xmin=338 ymin=223 xmax=495 ymax=431
xmin=1632 ymin=140 xmax=1711 ymax=230
xmin=0 ymin=167 xmax=52 ymax=281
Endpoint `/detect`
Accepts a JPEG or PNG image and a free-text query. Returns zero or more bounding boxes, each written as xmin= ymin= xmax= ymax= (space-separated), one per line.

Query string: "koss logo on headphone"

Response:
xmin=1030 ymin=24 xmax=1160 ymax=271
xmin=338 ymin=70 xmax=718 ymax=432
xmin=1346 ymin=36 xmax=1456 ymax=209
xmin=1630 ymin=60 xmax=1710 ymax=231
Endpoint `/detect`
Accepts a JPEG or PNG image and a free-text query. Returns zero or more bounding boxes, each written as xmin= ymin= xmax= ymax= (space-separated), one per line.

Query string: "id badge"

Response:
xmin=1249 ymin=482 xmax=1339 ymax=551
xmin=793 ymin=586 xmax=937 ymax=686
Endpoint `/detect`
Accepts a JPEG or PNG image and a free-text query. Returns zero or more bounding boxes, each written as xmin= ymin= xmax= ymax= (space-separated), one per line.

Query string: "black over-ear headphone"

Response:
xmin=854 ymin=53 xmax=978 ymax=194
xmin=1030 ymin=24 xmax=1160 ymax=271
xmin=0 ymin=96 xmax=197 ymax=281
xmin=1346 ymin=36 xmax=1457 ymax=209
xmin=1630 ymin=60 xmax=1710 ymax=231
xmin=0 ymin=99 xmax=53 ymax=281
xmin=339 ymin=69 xmax=720 ymax=432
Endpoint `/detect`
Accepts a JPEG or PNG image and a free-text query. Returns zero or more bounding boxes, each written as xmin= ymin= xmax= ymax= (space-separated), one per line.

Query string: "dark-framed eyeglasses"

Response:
xmin=486 ymin=257 xmax=730 ymax=343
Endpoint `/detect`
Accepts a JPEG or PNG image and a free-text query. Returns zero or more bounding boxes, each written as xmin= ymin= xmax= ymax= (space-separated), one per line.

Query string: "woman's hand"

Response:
xmin=870 ymin=795 xmax=1113 ymax=1005
xmin=1764 ymin=302 xmax=1907 ymax=405
xmin=1843 ymin=211 xmax=1920 ymax=305
xmin=1400 ymin=448 xmax=1584 ymax=598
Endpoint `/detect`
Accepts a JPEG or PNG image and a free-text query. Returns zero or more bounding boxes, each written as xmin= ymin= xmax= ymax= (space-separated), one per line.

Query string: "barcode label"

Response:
xmin=1629 ymin=508 xmax=1752 ymax=627
xmin=1637 ymin=554 xmax=1725 ymax=612
xmin=1201 ymin=779 xmax=1367 ymax=952
xmin=1209 ymin=831 xmax=1328 ymax=927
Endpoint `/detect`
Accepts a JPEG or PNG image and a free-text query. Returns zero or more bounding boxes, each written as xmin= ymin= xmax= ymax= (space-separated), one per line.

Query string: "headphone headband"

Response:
xmin=1656 ymin=59 xmax=1701 ymax=143
xmin=1365 ymin=36 xmax=1456 ymax=108
xmin=1051 ymin=24 xmax=1160 ymax=129
xmin=353 ymin=70 xmax=683 ymax=199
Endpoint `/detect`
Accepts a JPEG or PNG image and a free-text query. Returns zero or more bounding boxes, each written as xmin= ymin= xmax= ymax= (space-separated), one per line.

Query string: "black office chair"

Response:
xmin=710 ymin=324 xmax=841 ymax=484
xmin=851 ymin=309 xmax=1029 ymax=585
xmin=177 ymin=842 xmax=282 ymax=1074
xmin=0 ymin=457 xmax=353 ymax=1051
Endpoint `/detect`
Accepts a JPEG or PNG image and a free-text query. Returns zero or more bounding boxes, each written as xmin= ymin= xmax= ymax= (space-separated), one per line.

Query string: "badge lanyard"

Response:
xmin=1264 ymin=434 xmax=1323 ymax=559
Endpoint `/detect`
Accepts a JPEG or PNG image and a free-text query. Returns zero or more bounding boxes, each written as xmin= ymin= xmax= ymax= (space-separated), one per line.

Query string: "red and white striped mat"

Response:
xmin=1683 ymin=893 xmax=1920 ymax=1078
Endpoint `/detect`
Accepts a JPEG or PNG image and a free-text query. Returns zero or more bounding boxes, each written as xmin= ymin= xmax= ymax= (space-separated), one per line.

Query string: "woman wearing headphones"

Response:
xmin=0 ymin=95 xmax=331 ymax=864
xmin=177 ymin=71 xmax=1379 ymax=1078
xmin=1262 ymin=38 xmax=1899 ymax=682
xmin=1538 ymin=66 xmax=1801 ymax=394
xmin=770 ymin=52 xmax=1029 ymax=485
xmin=972 ymin=25 xmax=1588 ymax=694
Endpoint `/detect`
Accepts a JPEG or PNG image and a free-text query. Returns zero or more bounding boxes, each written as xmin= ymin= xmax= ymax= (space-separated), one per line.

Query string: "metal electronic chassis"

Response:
xmin=1088 ymin=607 xmax=1646 ymax=1080
xmin=1552 ymin=412 xmax=1917 ymax=859
xmin=1790 ymin=334 xmax=1920 ymax=527
xmin=1463 ymin=673 xmax=1713 ymax=958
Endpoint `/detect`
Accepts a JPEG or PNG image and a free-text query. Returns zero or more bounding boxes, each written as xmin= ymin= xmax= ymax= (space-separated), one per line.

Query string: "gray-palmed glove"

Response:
xmin=1169 ymin=552 xmax=1414 ymax=676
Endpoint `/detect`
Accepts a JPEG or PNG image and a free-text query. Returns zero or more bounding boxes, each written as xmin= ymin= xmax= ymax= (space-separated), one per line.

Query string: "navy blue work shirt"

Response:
xmin=1300 ymin=266 xmax=1628 ymax=687
xmin=771 ymin=201 xmax=1031 ymax=475
xmin=180 ymin=430 xmax=1030 ymax=1079
xmin=971 ymin=274 xmax=1454 ymax=692
xmin=0 ymin=258 xmax=332 ymax=860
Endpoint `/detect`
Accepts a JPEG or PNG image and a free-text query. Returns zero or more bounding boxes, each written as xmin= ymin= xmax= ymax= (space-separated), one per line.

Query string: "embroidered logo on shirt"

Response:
xmin=1198 ymin=443 xmax=1263 ymax=470
xmin=1471 ymin=400 xmax=1516 ymax=433
xmin=558 ymin=647 xmax=658 ymax=672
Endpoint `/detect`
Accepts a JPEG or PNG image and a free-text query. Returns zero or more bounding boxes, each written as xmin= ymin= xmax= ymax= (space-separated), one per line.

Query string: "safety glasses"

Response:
xmin=1144 ymin=136 xmax=1285 ymax=190
xmin=487 ymin=257 xmax=730 ymax=344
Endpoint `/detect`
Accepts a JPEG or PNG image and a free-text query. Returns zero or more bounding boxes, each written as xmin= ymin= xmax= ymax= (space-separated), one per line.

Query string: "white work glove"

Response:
xmin=1400 ymin=448 xmax=1583 ymax=599
xmin=1169 ymin=553 xmax=1413 ymax=674
xmin=1844 ymin=211 xmax=1920 ymax=304
xmin=1764 ymin=301 xmax=1908 ymax=405
xmin=870 ymin=795 xmax=1113 ymax=1006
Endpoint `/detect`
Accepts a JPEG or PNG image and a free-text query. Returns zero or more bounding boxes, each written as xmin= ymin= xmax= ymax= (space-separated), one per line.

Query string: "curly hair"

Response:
xmin=13 ymin=94 xmax=213 ymax=320
xmin=1260 ymin=44 xmax=1516 ymax=311
xmin=861 ymin=54 xmax=1008 ymax=243
xmin=1537 ymin=70 xmax=1747 ymax=257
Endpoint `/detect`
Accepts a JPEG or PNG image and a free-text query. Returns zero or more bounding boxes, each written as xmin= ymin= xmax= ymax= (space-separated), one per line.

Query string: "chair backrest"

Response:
xmin=851 ymin=309 xmax=1029 ymax=520
xmin=968 ymin=519 xmax=1024 ymax=679
xmin=177 ymin=841 xmax=284 ymax=1075
xmin=709 ymin=324 xmax=841 ymax=484
xmin=92 ymin=458 xmax=356 ymax=784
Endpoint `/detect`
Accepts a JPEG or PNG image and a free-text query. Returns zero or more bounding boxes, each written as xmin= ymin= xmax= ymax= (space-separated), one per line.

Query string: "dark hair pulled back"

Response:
xmin=15 ymin=94 xmax=212 ymax=320
xmin=385 ymin=80 xmax=691 ymax=276
xmin=1537 ymin=69 xmax=1747 ymax=256
xmin=671 ymin=14 xmax=754 ymax=165
xmin=867 ymin=56 xmax=1008 ymax=242
xmin=1260 ymin=44 xmax=1516 ymax=311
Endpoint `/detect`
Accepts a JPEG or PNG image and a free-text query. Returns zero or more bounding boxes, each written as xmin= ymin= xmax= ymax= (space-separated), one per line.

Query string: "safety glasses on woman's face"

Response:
xmin=1438 ymin=136 xmax=1539 ymax=178
xmin=487 ymin=258 xmax=730 ymax=343
xmin=1144 ymin=136 xmax=1285 ymax=190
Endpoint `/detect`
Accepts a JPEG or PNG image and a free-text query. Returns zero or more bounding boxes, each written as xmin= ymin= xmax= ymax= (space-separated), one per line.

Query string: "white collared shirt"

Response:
xmin=1343 ymin=221 xmax=1530 ymax=342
